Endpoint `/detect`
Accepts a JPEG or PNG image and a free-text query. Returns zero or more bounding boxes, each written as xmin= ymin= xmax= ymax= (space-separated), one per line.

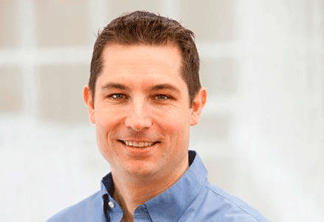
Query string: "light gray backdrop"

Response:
xmin=0 ymin=0 xmax=323 ymax=221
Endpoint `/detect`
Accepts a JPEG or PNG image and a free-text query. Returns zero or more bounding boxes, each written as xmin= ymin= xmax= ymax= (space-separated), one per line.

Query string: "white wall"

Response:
xmin=0 ymin=0 xmax=323 ymax=221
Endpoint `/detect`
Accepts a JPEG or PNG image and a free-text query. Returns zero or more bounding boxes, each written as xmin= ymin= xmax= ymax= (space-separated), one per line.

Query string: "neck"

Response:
xmin=111 ymin=159 xmax=189 ymax=220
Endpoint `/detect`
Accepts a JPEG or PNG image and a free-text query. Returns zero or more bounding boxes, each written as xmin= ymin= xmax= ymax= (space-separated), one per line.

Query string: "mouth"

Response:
xmin=118 ymin=140 xmax=159 ymax=148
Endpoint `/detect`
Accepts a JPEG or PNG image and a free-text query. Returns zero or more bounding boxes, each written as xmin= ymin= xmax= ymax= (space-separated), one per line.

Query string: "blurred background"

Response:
xmin=0 ymin=0 xmax=323 ymax=221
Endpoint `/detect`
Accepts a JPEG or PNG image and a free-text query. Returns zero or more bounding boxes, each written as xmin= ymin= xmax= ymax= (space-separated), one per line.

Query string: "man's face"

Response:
xmin=84 ymin=44 xmax=206 ymax=178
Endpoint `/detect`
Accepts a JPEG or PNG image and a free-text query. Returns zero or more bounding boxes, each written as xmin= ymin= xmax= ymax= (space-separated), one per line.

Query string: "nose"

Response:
xmin=124 ymin=99 xmax=152 ymax=131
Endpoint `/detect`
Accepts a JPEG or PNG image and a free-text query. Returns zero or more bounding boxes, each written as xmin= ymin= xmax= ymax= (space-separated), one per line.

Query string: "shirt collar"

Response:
xmin=100 ymin=150 xmax=208 ymax=221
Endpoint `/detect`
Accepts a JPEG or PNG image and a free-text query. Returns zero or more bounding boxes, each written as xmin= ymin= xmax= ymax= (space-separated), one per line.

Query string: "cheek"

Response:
xmin=154 ymin=108 xmax=190 ymax=135
xmin=95 ymin=108 xmax=124 ymax=138
xmin=96 ymin=104 xmax=125 ymax=123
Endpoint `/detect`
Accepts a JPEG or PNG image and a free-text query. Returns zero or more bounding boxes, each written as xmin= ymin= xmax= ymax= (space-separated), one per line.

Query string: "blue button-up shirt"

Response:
xmin=47 ymin=151 xmax=270 ymax=222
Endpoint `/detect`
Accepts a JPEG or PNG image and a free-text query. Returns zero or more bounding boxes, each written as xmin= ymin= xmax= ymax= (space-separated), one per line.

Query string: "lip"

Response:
xmin=122 ymin=140 xmax=158 ymax=147
xmin=121 ymin=139 xmax=158 ymax=142
xmin=118 ymin=140 xmax=159 ymax=158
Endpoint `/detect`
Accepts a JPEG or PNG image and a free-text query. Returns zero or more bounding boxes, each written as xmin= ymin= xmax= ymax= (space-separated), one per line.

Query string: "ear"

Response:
xmin=83 ymin=85 xmax=95 ymax=124
xmin=190 ymin=87 xmax=207 ymax=126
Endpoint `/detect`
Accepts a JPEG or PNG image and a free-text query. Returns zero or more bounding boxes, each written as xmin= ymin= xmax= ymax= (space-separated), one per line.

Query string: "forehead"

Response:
xmin=97 ymin=43 xmax=186 ymax=90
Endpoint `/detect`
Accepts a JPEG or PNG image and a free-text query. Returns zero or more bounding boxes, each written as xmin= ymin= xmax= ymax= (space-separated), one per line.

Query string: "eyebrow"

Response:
xmin=101 ymin=82 xmax=181 ymax=94
xmin=150 ymin=84 xmax=181 ymax=95
xmin=101 ymin=83 xmax=130 ymax=91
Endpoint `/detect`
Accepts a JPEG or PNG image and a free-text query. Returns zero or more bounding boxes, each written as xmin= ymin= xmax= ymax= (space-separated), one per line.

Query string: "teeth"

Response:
xmin=124 ymin=140 xmax=154 ymax=147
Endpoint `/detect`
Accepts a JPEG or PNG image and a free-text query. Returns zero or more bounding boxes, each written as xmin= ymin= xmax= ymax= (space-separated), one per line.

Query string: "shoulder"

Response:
xmin=47 ymin=191 xmax=104 ymax=222
xmin=183 ymin=182 xmax=271 ymax=222
xmin=205 ymin=183 xmax=270 ymax=221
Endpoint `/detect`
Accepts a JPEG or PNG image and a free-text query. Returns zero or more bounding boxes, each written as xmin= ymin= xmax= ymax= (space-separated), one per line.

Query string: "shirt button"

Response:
xmin=108 ymin=201 xmax=114 ymax=208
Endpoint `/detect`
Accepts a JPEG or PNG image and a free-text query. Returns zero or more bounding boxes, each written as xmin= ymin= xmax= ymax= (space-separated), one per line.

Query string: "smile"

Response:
xmin=121 ymin=140 xmax=158 ymax=148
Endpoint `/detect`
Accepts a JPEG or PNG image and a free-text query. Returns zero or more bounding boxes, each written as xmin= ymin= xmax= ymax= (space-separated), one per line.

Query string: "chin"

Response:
xmin=124 ymin=162 xmax=159 ymax=178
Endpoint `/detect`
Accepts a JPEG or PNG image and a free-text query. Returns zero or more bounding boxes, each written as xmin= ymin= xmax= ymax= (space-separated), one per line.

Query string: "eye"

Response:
xmin=154 ymin=94 xmax=172 ymax=100
xmin=108 ymin=93 xmax=127 ymax=100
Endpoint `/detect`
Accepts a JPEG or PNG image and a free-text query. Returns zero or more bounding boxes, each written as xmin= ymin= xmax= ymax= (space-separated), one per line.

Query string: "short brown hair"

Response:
xmin=89 ymin=10 xmax=201 ymax=106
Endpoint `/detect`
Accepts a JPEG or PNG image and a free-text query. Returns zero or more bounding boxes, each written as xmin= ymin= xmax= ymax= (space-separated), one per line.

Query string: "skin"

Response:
xmin=83 ymin=43 xmax=207 ymax=221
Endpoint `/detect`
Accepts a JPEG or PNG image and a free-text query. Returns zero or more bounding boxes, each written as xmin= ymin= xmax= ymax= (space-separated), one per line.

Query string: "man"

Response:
xmin=48 ymin=11 xmax=270 ymax=222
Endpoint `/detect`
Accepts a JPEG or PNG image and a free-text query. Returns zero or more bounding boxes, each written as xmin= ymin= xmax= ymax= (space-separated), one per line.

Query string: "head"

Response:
xmin=84 ymin=11 xmax=207 ymax=181
xmin=89 ymin=10 xmax=201 ymax=107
